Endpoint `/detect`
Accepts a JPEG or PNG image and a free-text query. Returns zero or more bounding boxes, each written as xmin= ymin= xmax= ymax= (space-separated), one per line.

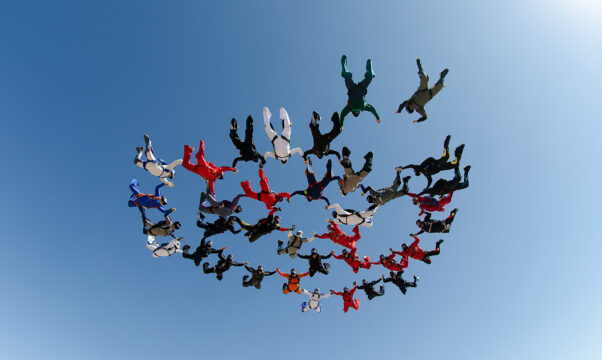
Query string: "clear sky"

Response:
xmin=1 ymin=0 xmax=601 ymax=359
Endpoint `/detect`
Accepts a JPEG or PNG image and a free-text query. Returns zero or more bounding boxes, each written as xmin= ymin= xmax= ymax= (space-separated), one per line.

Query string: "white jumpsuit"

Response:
xmin=263 ymin=107 xmax=303 ymax=163
xmin=146 ymin=236 xmax=182 ymax=258
xmin=327 ymin=203 xmax=380 ymax=227
xmin=301 ymin=289 xmax=331 ymax=313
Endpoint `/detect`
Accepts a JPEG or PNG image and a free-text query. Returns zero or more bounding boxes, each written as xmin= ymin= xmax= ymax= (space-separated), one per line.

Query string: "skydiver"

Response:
xmin=203 ymin=250 xmax=248 ymax=281
xmin=182 ymin=140 xmax=237 ymax=195
xmin=143 ymin=213 xmax=181 ymax=238
xmin=203 ymin=249 xmax=247 ymax=281
xmin=327 ymin=203 xmax=379 ymax=227
xmin=360 ymin=168 xmax=411 ymax=206
xmin=229 ymin=116 xmax=266 ymax=168
xmin=339 ymin=55 xmax=380 ymax=126
xmin=401 ymin=235 xmax=444 ymax=265
xmin=313 ymin=220 xmax=361 ymax=249
xmin=181 ymin=239 xmax=224 ymax=267
xmin=198 ymin=192 xmax=244 ymax=218
xmin=196 ymin=215 xmax=242 ymax=241
xmin=419 ymin=166 xmax=470 ymax=197
xmin=237 ymin=214 xmax=294 ymax=243
xmin=302 ymin=111 xmax=342 ymax=162
xmin=331 ymin=285 xmax=360 ymax=313
xmin=262 ymin=107 xmax=304 ymax=164
xmin=301 ymin=288 xmax=331 ymax=313
xmin=242 ymin=265 xmax=276 ymax=289
xmin=354 ymin=278 xmax=385 ymax=300
xmin=337 ymin=146 xmax=373 ymax=196
xmin=134 ymin=134 xmax=183 ymax=188
xmin=413 ymin=209 xmax=458 ymax=235
xmin=396 ymin=58 xmax=449 ymax=123
xmin=399 ymin=135 xmax=464 ymax=188
xmin=276 ymin=268 xmax=309 ymax=295
xmin=382 ymin=271 xmax=419 ymax=295
xmin=297 ymin=248 xmax=333 ymax=277
xmin=371 ymin=249 xmax=409 ymax=272
xmin=128 ymin=179 xmax=175 ymax=219
xmin=291 ymin=158 xmax=340 ymax=206
xmin=408 ymin=191 xmax=454 ymax=216
xmin=332 ymin=248 xmax=371 ymax=273
xmin=240 ymin=168 xmax=290 ymax=214
xmin=277 ymin=230 xmax=315 ymax=258
xmin=146 ymin=236 xmax=183 ymax=258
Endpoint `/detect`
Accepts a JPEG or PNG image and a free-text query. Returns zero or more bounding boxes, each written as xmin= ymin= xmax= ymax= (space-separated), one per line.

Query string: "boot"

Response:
xmin=341 ymin=54 xmax=350 ymax=77
xmin=143 ymin=134 xmax=150 ymax=144
xmin=230 ymin=118 xmax=238 ymax=131
xmin=439 ymin=68 xmax=449 ymax=83
xmin=342 ymin=146 xmax=351 ymax=157
xmin=364 ymin=151 xmax=373 ymax=160
xmin=365 ymin=59 xmax=375 ymax=78
xmin=436 ymin=239 xmax=444 ymax=247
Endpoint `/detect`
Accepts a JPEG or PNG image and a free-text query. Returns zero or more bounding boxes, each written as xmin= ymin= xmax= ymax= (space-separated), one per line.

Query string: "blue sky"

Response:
xmin=1 ymin=0 xmax=601 ymax=359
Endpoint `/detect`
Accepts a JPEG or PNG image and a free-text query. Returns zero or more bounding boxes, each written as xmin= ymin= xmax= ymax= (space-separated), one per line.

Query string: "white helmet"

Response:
xmin=296 ymin=230 xmax=303 ymax=237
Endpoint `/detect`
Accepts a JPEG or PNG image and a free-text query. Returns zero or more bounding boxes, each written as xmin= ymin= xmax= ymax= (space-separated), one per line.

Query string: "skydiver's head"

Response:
xmin=332 ymin=211 xmax=338 ymax=218
xmin=168 ymin=171 xmax=175 ymax=179
xmin=416 ymin=220 xmax=423 ymax=227
xmin=414 ymin=168 xmax=422 ymax=176
xmin=258 ymin=265 xmax=264 ymax=272
xmin=174 ymin=221 xmax=182 ymax=229
xmin=390 ymin=271 xmax=396 ymax=277
xmin=218 ymin=174 xmax=224 ymax=179
xmin=327 ymin=224 xmax=334 ymax=231
xmin=366 ymin=195 xmax=374 ymax=203
xmin=412 ymin=197 xmax=419 ymax=205
xmin=308 ymin=197 xmax=312 ymax=202
xmin=342 ymin=249 xmax=349 ymax=256
xmin=314 ymin=288 xmax=320 ymax=294
xmin=274 ymin=216 xmax=281 ymax=223
xmin=311 ymin=248 xmax=317 ymax=255
xmin=161 ymin=197 xmax=168 ymax=205
xmin=228 ymin=217 xmax=236 ymax=224
xmin=296 ymin=230 xmax=303 ymax=237
xmin=227 ymin=254 xmax=233 ymax=261
xmin=343 ymin=286 xmax=350 ymax=292
xmin=401 ymin=243 xmax=408 ymax=250
xmin=352 ymin=111 xmax=360 ymax=117
xmin=290 ymin=268 xmax=297 ymax=276
xmin=379 ymin=254 xmax=386 ymax=260
xmin=362 ymin=279 xmax=368 ymax=285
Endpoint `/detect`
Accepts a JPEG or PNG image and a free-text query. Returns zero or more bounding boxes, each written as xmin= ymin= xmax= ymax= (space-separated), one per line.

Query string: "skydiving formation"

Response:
xmin=126 ymin=53 xmax=471 ymax=314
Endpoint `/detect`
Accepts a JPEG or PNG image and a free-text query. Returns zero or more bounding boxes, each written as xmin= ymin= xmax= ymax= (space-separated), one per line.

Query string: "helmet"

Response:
xmin=296 ymin=230 xmax=303 ymax=237
xmin=314 ymin=288 xmax=320 ymax=293
xmin=174 ymin=221 xmax=181 ymax=229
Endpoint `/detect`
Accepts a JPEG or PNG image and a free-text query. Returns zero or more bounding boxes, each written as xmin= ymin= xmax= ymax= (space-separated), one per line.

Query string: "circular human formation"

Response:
xmin=127 ymin=55 xmax=471 ymax=313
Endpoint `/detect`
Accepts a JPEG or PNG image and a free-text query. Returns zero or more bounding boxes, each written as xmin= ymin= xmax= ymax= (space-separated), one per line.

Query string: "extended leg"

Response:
xmin=280 ymin=107 xmax=292 ymax=140
xmin=229 ymin=118 xmax=244 ymax=148
xmin=144 ymin=134 xmax=157 ymax=162
xmin=258 ymin=168 xmax=271 ymax=193
xmin=263 ymin=107 xmax=278 ymax=140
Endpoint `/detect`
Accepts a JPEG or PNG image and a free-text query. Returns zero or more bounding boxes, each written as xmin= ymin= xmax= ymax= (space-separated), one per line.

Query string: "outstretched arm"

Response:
xmin=166 ymin=159 xmax=183 ymax=171
xmin=320 ymin=196 xmax=331 ymax=206
xmin=290 ymin=147 xmax=304 ymax=158
xmin=340 ymin=105 xmax=351 ymax=126
xmin=154 ymin=182 xmax=166 ymax=196
xmin=364 ymin=104 xmax=381 ymax=123
xmin=396 ymin=101 xmax=407 ymax=113
xmin=276 ymin=268 xmax=289 ymax=279
xmin=413 ymin=108 xmax=427 ymax=123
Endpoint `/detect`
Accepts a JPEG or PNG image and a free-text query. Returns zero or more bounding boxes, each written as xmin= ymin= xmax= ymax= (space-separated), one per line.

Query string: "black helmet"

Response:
xmin=174 ymin=221 xmax=182 ymax=229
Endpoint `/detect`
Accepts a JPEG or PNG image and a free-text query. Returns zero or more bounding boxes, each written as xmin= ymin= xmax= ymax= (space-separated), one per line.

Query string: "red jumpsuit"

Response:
xmin=333 ymin=247 xmax=371 ymax=273
xmin=314 ymin=221 xmax=361 ymax=249
xmin=240 ymin=168 xmax=291 ymax=214
xmin=372 ymin=251 xmax=408 ymax=272
xmin=183 ymin=141 xmax=236 ymax=195
xmin=332 ymin=286 xmax=360 ymax=313
xmin=408 ymin=191 xmax=453 ymax=216
xmin=403 ymin=236 xmax=427 ymax=261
